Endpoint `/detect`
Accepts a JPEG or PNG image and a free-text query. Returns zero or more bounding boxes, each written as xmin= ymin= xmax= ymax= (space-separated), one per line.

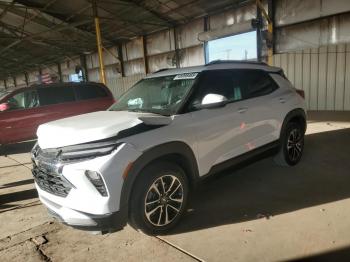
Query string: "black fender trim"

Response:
xmin=119 ymin=141 xmax=199 ymax=217
xmin=280 ymin=108 xmax=307 ymax=139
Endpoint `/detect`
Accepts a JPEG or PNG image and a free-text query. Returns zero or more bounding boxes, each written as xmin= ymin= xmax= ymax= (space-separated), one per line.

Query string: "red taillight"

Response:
xmin=296 ymin=89 xmax=305 ymax=99
xmin=0 ymin=103 xmax=9 ymax=111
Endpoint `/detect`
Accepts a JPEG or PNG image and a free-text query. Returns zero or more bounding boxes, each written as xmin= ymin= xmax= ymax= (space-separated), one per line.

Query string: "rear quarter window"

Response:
xmin=75 ymin=85 xmax=108 ymax=100
xmin=234 ymin=70 xmax=279 ymax=99
xmin=38 ymin=87 xmax=76 ymax=106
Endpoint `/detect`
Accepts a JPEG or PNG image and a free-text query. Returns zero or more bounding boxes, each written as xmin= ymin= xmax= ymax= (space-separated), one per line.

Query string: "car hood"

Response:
xmin=37 ymin=111 xmax=172 ymax=149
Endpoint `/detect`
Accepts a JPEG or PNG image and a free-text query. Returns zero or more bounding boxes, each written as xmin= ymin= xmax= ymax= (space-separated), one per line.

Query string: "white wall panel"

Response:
xmin=335 ymin=44 xmax=346 ymax=110
xmin=345 ymin=44 xmax=350 ymax=110
xmin=287 ymin=53 xmax=295 ymax=85
xmin=123 ymin=37 xmax=143 ymax=61
xmin=176 ymin=19 xmax=203 ymax=49
xmin=148 ymin=52 xmax=176 ymax=73
xmin=294 ymin=51 xmax=303 ymax=93
xmin=275 ymin=0 xmax=350 ymax=26
xmin=318 ymin=46 xmax=327 ymax=110
xmin=147 ymin=29 xmax=174 ymax=56
xmin=302 ymin=49 xmax=311 ymax=109
xmin=309 ymin=48 xmax=319 ymax=110
xmin=274 ymin=44 xmax=350 ymax=111
xmin=326 ymin=45 xmax=336 ymax=110
xmin=179 ymin=45 xmax=205 ymax=68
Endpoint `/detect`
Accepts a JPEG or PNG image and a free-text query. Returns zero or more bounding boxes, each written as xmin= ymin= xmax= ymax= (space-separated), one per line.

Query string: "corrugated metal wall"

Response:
xmin=273 ymin=44 xmax=350 ymax=110
xmin=1 ymin=0 xmax=350 ymax=112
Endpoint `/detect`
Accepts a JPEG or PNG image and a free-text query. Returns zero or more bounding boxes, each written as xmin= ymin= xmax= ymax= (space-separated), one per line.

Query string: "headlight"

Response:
xmin=57 ymin=141 xmax=122 ymax=161
xmin=85 ymin=170 xmax=108 ymax=196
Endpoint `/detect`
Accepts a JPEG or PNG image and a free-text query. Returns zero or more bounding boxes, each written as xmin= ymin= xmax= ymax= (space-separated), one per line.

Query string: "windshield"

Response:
xmin=109 ymin=73 xmax=198 ymax=115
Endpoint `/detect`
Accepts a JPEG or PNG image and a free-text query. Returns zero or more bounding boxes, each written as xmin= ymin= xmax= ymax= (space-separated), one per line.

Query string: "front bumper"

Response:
xmin=44 ymin=197 xmax=127 ymax=233
xmin=32 ymin=143 xmax=142 ymax=233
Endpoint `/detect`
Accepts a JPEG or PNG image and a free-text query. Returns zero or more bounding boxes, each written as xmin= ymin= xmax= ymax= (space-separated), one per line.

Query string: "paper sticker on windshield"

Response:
xmin=173 ymin=73 xmax=198 ymax=80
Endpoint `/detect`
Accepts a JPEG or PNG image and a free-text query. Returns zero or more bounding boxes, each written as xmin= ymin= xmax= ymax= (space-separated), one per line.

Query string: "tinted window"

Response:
xmin=0 ymin=90 xmax=10 ymax=101
xmin=5 ymin=90 xmax=39 ymax=110
xmin=235 ymin=70 xmax=278 ymax=98
xmin=38 ymin=87 xmax=75 ymax=106
xmin=190 ymin=71 xmax=243 ymax=108
xmin=75 ymin=85 xmax=108 ymax=100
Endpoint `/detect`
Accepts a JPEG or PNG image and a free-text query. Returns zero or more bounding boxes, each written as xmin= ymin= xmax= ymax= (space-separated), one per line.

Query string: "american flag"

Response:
xmin=39 ymin=73 xmax=53 ymax=84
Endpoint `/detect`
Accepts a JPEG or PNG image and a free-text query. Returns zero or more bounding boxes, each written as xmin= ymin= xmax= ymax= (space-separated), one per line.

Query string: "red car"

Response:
xmin=0 ymin=82 xmax=114 ymax=145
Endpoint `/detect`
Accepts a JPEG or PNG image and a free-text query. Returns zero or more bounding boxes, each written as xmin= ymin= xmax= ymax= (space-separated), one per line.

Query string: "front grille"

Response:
xmin=32 ymin=162 xmax=72 ymax=197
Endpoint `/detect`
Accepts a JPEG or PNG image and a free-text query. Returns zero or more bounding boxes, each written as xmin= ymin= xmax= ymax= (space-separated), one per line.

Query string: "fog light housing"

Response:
xmin=85 ymin=170 xmax=108 ymax=197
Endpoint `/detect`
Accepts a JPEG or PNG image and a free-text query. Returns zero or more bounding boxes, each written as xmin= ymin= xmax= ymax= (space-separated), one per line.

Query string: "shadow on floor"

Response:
xmin=0 ymin=141 xmax=36 ymax=156
xmin=307 ymin=111 xmax=350 ymax=122
xmin=170 ymin=128 xmax=350 ymax=234
xmin=290 ymin=245 xmax=350 ymax=261
xmin=0 ymin=189 xmax=38 ymax=209
xmin=0 ymin=179 xmax=34 ymax=189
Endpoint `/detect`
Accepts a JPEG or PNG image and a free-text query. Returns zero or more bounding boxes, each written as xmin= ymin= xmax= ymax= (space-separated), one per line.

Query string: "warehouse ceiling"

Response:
xmin=0 ymin=0 xmax=251 ymax=79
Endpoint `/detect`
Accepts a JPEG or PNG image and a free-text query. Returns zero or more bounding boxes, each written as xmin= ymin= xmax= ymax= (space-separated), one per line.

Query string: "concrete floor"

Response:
xmin=1 ymin=111 xmax=350 ymax=262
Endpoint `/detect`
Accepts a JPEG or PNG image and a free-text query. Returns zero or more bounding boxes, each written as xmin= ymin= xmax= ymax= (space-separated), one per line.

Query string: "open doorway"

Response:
xmin=206 ymin=31 xmax=257 ymax=62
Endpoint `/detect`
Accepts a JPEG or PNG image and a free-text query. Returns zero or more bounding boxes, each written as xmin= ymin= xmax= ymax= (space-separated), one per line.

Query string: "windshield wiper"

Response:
xmin=127 ymin=108 xmax=169 ymax=116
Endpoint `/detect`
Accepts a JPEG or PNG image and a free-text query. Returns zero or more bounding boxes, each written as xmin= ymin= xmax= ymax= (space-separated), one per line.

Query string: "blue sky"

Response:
xmin=208 ymin=31 xmax=257 ymax=61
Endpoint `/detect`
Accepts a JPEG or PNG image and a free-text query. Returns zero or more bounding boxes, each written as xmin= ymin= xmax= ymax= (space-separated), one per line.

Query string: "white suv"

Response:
xmin=31 ymin=61 xmax=306 ymax=235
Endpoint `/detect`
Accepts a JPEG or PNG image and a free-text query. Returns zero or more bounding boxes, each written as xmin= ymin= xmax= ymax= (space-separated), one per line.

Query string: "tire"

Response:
xmin=274 ymin=122 xmax=304 ymax=166
xmin=129 ymin=161 xmax=189 ymax=235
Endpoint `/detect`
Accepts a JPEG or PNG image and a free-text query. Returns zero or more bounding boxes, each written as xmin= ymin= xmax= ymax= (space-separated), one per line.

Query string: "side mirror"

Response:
xmin=0 ymin=102 xmax=10 ymax=112
xmin=196 ymin=94 xmax=228 ymax=109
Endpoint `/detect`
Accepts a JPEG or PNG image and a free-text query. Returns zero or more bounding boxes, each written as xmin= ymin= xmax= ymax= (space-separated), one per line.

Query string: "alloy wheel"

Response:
xmin=144 ymin=175 xmax=184 ymax=227
xmin=287 ymin=128 xmax=303 ymax=162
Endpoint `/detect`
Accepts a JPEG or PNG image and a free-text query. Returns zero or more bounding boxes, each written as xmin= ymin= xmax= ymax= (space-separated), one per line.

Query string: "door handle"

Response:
xmin=238 ymin=107 xmax=248 ymax=113
xmin=279 ymin=97 xmax=286 ymax=103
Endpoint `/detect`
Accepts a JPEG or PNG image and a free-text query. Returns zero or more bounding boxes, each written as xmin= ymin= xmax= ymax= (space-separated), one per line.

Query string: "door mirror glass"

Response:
xmin=195 ymin=93 xmax=228 ymax=109
xmin=201 ymin=93 xmax=228 ymax=105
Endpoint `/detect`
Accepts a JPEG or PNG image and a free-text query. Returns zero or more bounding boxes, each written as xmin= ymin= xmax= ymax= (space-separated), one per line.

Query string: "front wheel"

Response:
xmin=274 ymin=122 xmax=304 ymax=166
xmin=129 ymin=162 xmax=189 ymax=235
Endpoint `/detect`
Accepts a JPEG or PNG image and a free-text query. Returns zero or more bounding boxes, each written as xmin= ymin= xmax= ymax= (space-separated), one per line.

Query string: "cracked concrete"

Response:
xmin=0 ymin=111 xmax=350 ymax=261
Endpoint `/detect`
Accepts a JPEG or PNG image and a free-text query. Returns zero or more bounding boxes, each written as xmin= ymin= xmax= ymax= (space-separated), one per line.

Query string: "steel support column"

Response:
xmin=80 ymin=54 xmax=89 ymax=81
xmin=117 ymin=44 xmax=125 ymax=77
xmin=142 ymin=36 xmax=149 ymax=74
xmin=173 ymin=27 xmax=180 ymax=68
xmin=24 ymin=72 xmax=29 ymax=86
xmin=256 ymin=2 xmax=262 ymax=62
xmin=92 ymin=0 xmax=106 ymax=84
xmin=267 ymin=0 xmax=275 ymax=62
xmin=257 ymin=0 xmax=274 ymax=65
xmin=57 ymin=62 xmax=63 ymax=82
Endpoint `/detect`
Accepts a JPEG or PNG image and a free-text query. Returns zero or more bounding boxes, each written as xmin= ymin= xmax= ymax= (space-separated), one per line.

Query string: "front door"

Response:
xmin=188 ymin=70 xmax=249 ymax=176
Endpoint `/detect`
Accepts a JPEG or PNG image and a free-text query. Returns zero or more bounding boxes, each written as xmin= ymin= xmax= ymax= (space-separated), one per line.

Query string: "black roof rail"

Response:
xmin=154 ymin=68 xmax=170 ymax=73
xmin=206 ymin=60 xmax=268 ymax=66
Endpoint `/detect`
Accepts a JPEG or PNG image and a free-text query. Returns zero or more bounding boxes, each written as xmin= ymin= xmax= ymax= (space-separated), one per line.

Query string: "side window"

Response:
xmin=6 ymin=90 xmax=39 ymax=110
xmin=190 ymin=71 xmax=242 ymax=108
xmin=38 ymin=87 xmax=75 ymax=106
xmin=236 ymin=70 xmax=278 ymax=99
xmin=75 ymin=85 xmax=108 ymax=100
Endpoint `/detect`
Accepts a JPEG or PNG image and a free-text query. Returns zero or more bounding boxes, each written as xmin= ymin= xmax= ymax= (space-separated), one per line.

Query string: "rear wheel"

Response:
xmin=129 ymin=161 xmax=189 ymax=235
xmin=274 ymin=122 xmax=304 ymax=166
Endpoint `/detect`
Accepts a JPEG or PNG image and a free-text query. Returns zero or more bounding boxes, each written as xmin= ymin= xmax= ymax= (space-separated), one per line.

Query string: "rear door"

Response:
xmin=36 ymin=86 xmax=79 ymax=124
xmin=0 ymin=88 xmax=42 ymax=144
xmin=233 ymin=69 xmax=281 ymax=149
xmin=74 ymin=84 xmax=114 ymax=113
